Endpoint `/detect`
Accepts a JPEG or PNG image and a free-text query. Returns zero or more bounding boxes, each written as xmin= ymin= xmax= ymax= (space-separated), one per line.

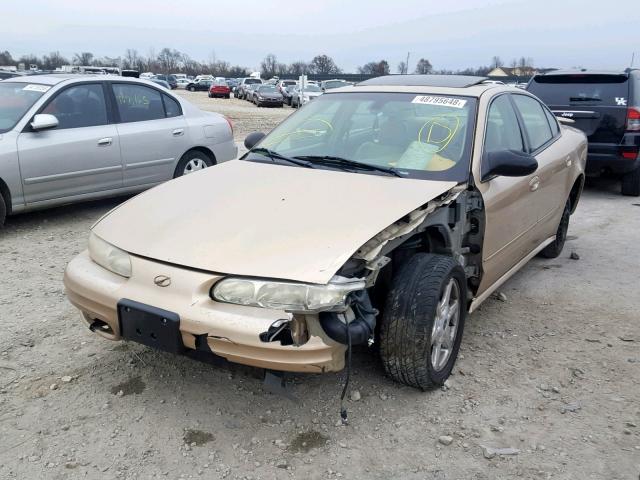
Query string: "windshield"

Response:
xmin=246 ymin=79 xmax=262 ymax=84
xmin=258 ymin=86 xmax=277 ymax=92
xmin=302 ymin=85 xmax=321 ymax=92
xmin=325 ymin=81 xmax=347 ymax=89
xmin=0 ymin=82 xmax=49 ymax=133
xmin=250 ymin=92 xmax=477 ymax=181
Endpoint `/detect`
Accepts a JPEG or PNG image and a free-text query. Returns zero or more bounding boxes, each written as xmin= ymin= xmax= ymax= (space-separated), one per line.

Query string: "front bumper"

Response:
xmin=63 ymin=251 xmax=345 ymax=373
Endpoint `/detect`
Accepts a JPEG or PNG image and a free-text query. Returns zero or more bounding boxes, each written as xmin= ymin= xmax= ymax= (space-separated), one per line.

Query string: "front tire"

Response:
xmin=539 ymin=201 xmax=570 ymax=258
xmin=173 ymin=150 xmax=214 ymax=178
xmin=379 ymin=254 xmax=467 ymax=390
xmin=621 ymin=166 xmax=640 ymax=196
xmin=188 ymin=86 xmax=195 ymax=92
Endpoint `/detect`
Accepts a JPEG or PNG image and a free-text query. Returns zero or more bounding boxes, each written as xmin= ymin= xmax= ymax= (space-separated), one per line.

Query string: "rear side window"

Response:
xmin=512 ymin=95 xmax=553 ymax=151
xmin=484 ymin=95 xmax=524 ymax=153
xmin=527 ymin=74 xmax=629 ymax=106
xmin=163 ymin=94 xmax=181 ymax=118
xmin=113 ymin=84 xmax=166 ymax=122
xmin=42 ymin=83 xmax=108 ymax=129
xmin=544 ymin=108 xmax=560 ymax=136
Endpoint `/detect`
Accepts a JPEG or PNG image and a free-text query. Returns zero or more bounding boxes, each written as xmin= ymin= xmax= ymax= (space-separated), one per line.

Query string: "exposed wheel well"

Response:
xmin=184 ymin=147 xmax=217 ymax=165
xmin=569 ymin=175 xmax=584 ymax=214
xmin=0 ymin=177 xmax=11 ymax=215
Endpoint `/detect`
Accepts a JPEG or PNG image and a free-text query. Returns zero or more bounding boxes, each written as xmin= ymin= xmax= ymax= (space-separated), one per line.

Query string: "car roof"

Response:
xmin=329 ymin=75 xmax=503 ymax=97
xmin=1 ymin=74 xmax=190 ymax=93
xmin=535 ymin=69 xmax=633 ymax=77
xmin=359 ymin=74 xmax=489 ymax=88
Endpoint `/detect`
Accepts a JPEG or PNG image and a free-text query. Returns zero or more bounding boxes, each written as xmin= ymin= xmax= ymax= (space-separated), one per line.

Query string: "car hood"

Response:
xmin=93 ymin=160 xmax=456 ymax=284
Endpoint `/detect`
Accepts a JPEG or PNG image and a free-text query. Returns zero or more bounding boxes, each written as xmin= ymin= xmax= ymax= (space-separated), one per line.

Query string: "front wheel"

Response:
xmin=379 ymin=253 xmax=467 ymax=390
xmin=539 ymin=201 xmax=570 ymax=258
xmin=621 ymin=166 xmax=640 ymax=196
xmin=173 ymin=150 xmax=213 ymax=178
xmin=188 ymin=86 xmax=195 ymax=92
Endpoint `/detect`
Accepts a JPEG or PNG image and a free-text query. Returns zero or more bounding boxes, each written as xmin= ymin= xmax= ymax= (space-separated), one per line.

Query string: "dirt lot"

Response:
xmin=1 ymin=92 xmax=638 ymax=480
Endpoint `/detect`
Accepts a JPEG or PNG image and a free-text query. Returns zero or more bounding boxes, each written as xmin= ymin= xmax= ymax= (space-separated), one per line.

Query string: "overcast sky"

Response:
xmin=3 ymin=0 xmax=639 ymax=72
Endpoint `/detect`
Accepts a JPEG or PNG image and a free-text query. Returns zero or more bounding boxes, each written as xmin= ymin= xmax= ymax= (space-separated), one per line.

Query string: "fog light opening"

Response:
xmin=259 ymin=315 xmax=309 ymax=347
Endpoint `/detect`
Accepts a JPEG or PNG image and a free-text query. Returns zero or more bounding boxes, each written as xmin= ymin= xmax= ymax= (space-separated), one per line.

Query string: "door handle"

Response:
xmin=97 ymin=137 xmax=112 ymax=146
xmin=529 ymin=176 xmax=540 ymax=192
xmin=565 ymin=155 xmax=572 ymax=167
xmin=172 ymin=128 xmax=184 ymax=137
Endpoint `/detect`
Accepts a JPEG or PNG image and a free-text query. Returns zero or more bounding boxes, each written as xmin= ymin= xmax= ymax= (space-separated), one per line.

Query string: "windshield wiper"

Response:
xmin=249 ymin=147 xmax=315 ymax=168
xmin=569 ymin=97 xmax=601 ymax=102
xmin=294 ymin=155 xmax=403 ymax=177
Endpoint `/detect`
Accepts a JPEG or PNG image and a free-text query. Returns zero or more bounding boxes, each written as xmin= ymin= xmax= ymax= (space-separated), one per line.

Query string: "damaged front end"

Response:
xmin=316 ymin=187 xmax=469 ymax=347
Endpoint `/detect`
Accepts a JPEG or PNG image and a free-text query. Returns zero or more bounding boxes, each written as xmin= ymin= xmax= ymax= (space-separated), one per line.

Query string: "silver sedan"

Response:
xmin=0 ymin=75 xmax=237 ymax=225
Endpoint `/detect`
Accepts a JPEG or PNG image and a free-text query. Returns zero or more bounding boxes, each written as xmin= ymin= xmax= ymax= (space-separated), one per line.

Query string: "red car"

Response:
xmin=209 ymin=80 xmax=231 ymax=99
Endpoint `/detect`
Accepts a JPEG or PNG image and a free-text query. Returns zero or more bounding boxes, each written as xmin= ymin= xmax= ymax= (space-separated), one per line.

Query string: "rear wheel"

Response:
xmin=379 ymin=254 xmax=467 ymax=390
xmin=621 ymin=166 xmax=640 ymax=196
xmin=173 ymin=150 xmax=214 ymax=178
xmin=539 ymin=200 xmax=570 ymax=258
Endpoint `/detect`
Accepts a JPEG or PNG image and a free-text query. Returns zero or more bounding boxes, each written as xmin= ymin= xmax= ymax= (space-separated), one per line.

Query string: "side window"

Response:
xmin=112 ymin=84 xmax=165 ymax=123
xmin=42 ymin=84 xmax=108 ymax=129
xmin=484 ymin=95 xmax=525 ymax=153
xmin=544 ymin=107 xmax=560 ymax=136
xmin=512 ymin=95 xmax=554 ymax=151
xmin=163 ymin=94 xmax=182 ymax=118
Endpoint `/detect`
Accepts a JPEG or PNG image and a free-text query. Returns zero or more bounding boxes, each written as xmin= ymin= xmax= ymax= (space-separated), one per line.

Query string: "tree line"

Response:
xmin=0 ymin=49 xmax=535 ymax=78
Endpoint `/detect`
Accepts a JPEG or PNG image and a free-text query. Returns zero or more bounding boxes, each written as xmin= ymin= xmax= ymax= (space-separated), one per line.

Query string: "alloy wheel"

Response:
xmin=430 ymin=278 xmax=461 ymax=371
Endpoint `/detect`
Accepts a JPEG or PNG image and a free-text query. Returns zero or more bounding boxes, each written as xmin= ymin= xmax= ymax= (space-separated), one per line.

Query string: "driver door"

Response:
xmin=17 ymin=82 xmax=123 ymax=204
xmin=474 ymin=94 xmax=540 ymax=294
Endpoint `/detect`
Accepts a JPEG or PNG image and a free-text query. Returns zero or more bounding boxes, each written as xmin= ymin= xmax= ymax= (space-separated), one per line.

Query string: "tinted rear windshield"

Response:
xmin=246 ymin=79 xmax=262 ymax=84
xmin=528 ymin=74 xmax=630 ymax=106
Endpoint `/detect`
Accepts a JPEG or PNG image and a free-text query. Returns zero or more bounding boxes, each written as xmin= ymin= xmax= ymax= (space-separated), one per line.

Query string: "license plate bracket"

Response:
xmin=117 ymin=299 xmax=185 ymax=354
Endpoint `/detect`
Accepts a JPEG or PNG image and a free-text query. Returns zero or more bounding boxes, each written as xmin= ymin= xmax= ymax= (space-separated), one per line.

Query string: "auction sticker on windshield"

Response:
xmin=412 ymin=95 xmax=467 ymax=108
xmin=22 ymin=84 xmax=50 ymax=93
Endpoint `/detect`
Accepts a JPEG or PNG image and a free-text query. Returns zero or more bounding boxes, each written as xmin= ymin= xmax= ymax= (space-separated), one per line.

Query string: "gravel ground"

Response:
xmin=0 ymin=92 xmax=638 ymax=480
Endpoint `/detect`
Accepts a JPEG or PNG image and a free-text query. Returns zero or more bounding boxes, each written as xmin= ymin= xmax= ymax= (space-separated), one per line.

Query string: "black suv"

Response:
xmin=527 ymin=70 xmax=640 ymax=196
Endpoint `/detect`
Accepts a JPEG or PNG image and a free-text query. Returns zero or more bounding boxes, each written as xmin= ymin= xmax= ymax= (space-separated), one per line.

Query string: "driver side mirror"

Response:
xmin=481 ymin=150 xmax=538 ymax=182
xmin=31 ymin=114 xmax=59 ymax=131
xmin=244 ymin=131 xmax=266 ymax=150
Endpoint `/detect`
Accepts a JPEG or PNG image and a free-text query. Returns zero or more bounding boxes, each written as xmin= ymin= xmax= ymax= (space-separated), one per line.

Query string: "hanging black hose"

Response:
xmin=339 ymin=322 xmax=352 ymax=425
xmin=319 ymin=290 xmax=377 ymax=346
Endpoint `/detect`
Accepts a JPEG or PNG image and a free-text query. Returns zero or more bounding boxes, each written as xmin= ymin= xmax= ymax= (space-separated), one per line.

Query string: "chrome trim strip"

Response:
xmin=23 ymin=165 xmax=122 ymax=185
xmin=124 ymin=158 xmax=175 ymax=170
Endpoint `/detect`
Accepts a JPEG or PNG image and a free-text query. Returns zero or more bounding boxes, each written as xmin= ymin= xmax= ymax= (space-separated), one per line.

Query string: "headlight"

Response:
xmin=88 ymin=232 xmax=132 ymax=278
xmin=211 ymin=276 xmax=365 ymax=312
